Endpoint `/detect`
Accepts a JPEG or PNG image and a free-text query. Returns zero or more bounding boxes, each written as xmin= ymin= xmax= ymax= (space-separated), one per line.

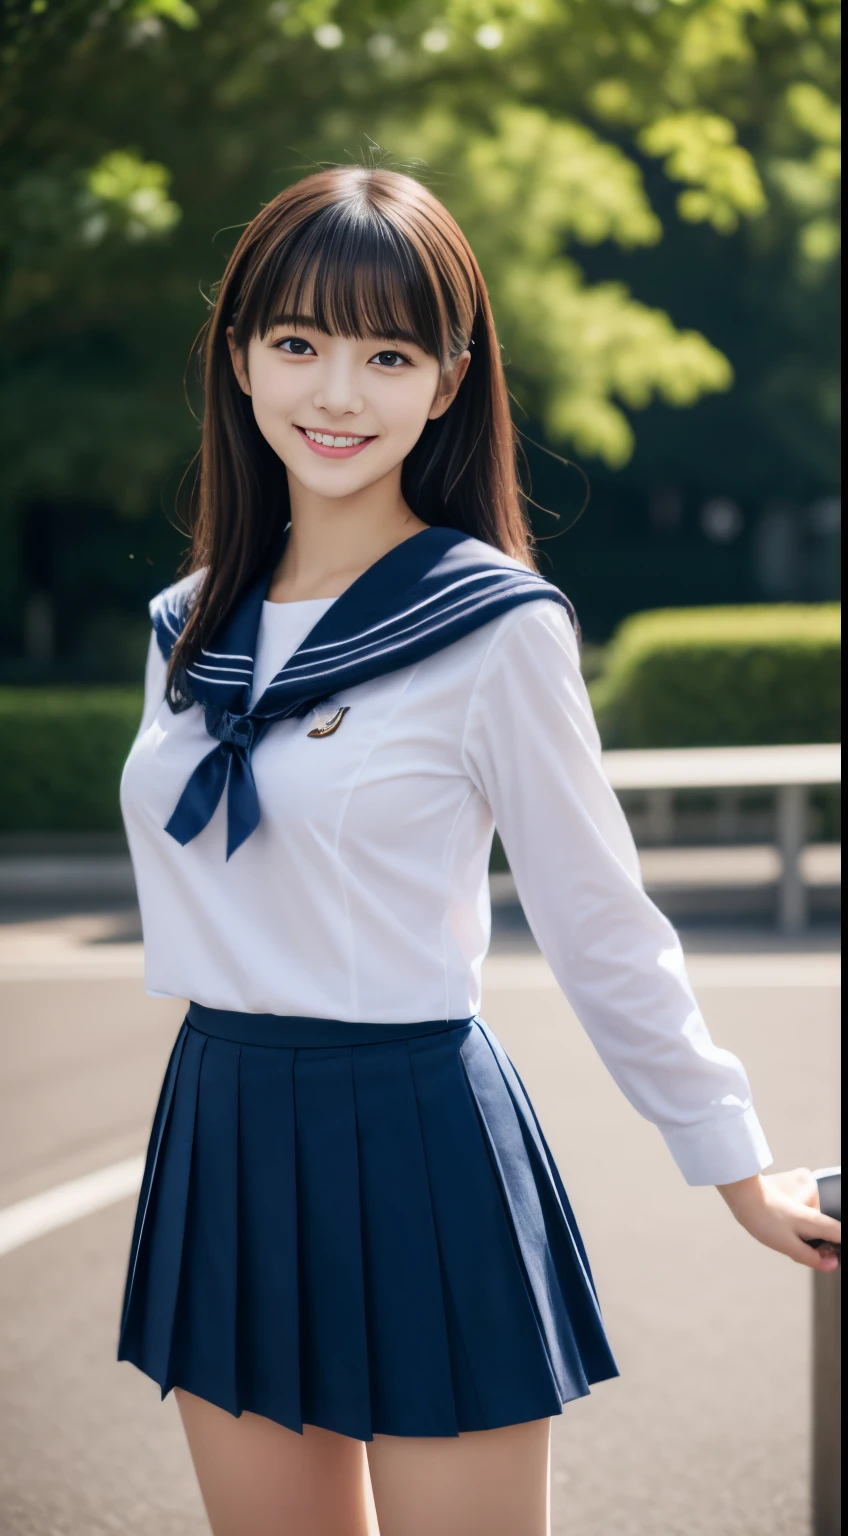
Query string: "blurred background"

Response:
xmin=0 ymin=2 xmax=841 ymax=1534
xmin=0 ymin=0 xmax=841 ymax=843
xmin=1 ymin=0 xmax=841 ymax=671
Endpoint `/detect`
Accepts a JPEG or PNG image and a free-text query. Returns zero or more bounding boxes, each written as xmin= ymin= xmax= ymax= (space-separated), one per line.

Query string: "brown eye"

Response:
xmin=278 ymin=337 xmax=315 ymax=355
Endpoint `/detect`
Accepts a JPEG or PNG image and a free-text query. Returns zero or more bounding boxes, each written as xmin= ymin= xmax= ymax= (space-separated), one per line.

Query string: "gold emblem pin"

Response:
xmin=307 ymin=705 xmax=350 ymax=738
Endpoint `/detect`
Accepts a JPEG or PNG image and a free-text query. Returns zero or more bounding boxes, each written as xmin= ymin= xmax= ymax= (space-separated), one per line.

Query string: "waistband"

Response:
xmin=186 ymin=1001 xmax=477 ymax=1049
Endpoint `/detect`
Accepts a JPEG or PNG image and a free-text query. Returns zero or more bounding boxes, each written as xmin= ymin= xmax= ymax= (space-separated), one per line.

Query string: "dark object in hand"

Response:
xmin=807 ymin=1169 xmax=841 ymax=1262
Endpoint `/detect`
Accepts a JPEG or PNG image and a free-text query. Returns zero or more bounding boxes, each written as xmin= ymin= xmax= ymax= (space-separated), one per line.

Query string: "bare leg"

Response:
xmin=175 ymin=1388 xmax=380 ymax=1536
xmin=367 ymin=1416 xmax=552 ymax=1536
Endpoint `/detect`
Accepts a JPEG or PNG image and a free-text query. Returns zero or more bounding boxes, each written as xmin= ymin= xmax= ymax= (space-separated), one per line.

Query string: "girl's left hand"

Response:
xmin=717 ymin=1168 xmax=841 ymax=1271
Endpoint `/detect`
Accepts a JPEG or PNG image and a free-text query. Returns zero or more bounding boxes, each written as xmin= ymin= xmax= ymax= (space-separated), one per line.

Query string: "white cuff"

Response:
xmin=661 ymin=1106 xmax=774 ymax=1187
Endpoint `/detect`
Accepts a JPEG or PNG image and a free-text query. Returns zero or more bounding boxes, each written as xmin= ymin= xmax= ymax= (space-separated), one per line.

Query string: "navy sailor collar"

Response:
xmin=151 ymin=523 xmax=576 ymax=859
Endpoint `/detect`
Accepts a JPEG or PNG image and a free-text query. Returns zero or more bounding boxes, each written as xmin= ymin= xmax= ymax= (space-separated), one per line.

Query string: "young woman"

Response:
xmin=117 ymin=167 xmax=840 ymax=1536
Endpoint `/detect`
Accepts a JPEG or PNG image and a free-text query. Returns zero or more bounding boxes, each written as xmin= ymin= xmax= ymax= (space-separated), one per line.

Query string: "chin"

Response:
xmin=295 ymin=464 xmax=382 ymax=498
xmin=286 ymin=445 xmax=401 ymax=497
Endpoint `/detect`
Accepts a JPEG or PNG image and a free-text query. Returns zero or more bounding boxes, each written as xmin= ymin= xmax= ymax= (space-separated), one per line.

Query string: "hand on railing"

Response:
xmin=808 ymin=1169 xmax=841 ymax=1263
xmin=717 ymin=1167 xmax=841 ymax=1271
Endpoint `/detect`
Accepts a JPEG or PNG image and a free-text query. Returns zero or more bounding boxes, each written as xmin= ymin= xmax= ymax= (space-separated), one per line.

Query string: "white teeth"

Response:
xmin=303 ymin=429 xmax=368 ymax=448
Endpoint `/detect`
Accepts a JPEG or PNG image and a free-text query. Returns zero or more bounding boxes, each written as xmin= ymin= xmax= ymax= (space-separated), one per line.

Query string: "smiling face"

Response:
xmin=227 ymin=317 xmax=469 ymax=502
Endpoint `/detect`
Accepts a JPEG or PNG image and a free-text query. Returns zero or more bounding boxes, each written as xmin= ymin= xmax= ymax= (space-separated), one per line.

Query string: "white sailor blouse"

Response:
xmin=120 ymin=536 xmax=773 ymax=1190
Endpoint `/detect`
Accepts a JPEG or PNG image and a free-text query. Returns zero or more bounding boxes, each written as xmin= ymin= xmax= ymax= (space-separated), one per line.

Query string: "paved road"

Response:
xmin=0 ymin=910 xmax=840 ymax=1535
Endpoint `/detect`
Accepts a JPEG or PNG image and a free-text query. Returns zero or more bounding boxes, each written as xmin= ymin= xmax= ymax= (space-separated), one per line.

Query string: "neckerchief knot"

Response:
xmin=150 ymin=524 xmax=577 ymax=861
xmin=211 ymin=710 xmax=256 ymax=751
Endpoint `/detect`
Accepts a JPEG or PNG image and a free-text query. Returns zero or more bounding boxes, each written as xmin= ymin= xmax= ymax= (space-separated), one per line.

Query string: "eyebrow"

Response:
xmin=268 ymin=312 xmax=423 ymax=348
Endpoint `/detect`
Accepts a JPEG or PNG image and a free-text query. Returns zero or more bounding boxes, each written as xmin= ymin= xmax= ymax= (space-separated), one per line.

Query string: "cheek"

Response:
xmin=248 ymin=351 xmax=287 ymax=405
xmin=379 ymin=376 xmax=439 ymax=445
xmin=245 ymin=357 xmax=303 ymax=445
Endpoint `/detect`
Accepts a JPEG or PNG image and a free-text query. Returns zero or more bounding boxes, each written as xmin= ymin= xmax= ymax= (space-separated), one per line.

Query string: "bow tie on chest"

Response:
xmin=151 ymin=524 xmax=576 ymax=860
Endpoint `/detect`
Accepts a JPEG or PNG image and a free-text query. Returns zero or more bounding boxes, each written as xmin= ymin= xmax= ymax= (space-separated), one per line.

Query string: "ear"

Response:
xmin=428 ymin=349 xmax=471 ymax=421
xmin=226 ymin=325 xmax=252 ymax=397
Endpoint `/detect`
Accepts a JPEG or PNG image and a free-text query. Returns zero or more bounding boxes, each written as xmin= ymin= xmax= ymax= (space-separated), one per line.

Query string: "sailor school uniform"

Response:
xmin=117 ymin=523 xmax=772 ymax=1440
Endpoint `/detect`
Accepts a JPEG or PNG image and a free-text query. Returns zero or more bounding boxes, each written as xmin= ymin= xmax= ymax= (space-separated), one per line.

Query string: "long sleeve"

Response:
xmin=461 ymin=600 xmax=773 ymax=1187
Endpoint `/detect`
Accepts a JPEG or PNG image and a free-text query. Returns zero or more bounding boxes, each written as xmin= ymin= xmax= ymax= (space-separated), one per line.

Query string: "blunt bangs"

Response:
xmin=235 ymin=199 xmax=469 ymax=368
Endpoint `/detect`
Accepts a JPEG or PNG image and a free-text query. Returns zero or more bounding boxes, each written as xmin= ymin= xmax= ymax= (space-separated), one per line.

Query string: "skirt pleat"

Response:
xmin=236 ymin=1044 xmax=301 ymax=1427
xmin=122 ymin=1025 xmax=206 ymax=1390
xmin=405 ymin=1030 xmax=567 ymax=1429
xmin=118 ymin=1012 xmax=618 ymax=1440
xmin=118 ymin=1024 xmax=186 ymax=1352
xmin=169 ymin=1038 xmax=241 ymax=1414
xmin=458 ymin=1025 xmax=587 ymax=1402
xmin=351 ymin=1042 xmax=459 ymax=1437
xmin=478 ymin=1022 xmax=618 ymax=1385
xmin=294 ymin=1047 xmax=372 ymax=1438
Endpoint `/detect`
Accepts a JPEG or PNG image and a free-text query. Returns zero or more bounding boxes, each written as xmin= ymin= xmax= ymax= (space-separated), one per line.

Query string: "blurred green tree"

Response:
xmin=0 ymin=0 xmax=840 ymax=652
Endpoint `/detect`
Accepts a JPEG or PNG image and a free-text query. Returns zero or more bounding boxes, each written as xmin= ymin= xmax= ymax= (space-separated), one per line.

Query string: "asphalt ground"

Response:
xmin=0 ymin=907 xmax=840 ymax=1535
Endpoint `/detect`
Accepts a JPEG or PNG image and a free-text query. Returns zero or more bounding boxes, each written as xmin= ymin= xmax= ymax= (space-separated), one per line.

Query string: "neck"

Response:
xmin=269 ymin=467 xmax=430 ymax=603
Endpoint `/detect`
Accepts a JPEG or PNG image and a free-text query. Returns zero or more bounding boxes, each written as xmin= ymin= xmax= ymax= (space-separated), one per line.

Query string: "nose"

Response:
xmin=312 ymin=352 xmax=364 ymax=420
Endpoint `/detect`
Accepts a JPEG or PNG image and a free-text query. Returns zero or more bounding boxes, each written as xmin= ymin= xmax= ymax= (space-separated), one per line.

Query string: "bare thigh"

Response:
xmin=367 ymin=1417 xmax=552 ymax=1536
xmin=175 ymin=1388 xmax=379 ymax=1536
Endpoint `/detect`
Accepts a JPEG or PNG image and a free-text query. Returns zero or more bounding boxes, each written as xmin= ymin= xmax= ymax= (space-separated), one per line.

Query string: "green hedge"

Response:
xmin=591 ymin=604 xmax=841 ymax=749
xmin=0 ymin=687 xmax=143 ymax=833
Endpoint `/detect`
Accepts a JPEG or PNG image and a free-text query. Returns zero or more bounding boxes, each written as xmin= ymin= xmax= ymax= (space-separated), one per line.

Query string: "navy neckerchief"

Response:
xmin=152 ymin=524 xmax=576 ymax=860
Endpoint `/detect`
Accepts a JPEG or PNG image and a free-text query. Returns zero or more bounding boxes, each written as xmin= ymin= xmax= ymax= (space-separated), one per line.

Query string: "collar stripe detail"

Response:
xmin=150 ymin=526 xmax=576 ymax=860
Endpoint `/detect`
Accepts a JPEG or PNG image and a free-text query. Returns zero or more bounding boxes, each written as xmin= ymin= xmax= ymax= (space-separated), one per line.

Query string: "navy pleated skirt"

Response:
xmin=118 ymin=1004 xmax=618 ymax=1440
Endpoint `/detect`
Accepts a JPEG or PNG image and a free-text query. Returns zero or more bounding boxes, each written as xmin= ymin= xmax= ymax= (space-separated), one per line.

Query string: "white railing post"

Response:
xmin=776 ymin=783 xmax=807 ymax=932
xmin=645 ymin=788 xmax=674 ymax=845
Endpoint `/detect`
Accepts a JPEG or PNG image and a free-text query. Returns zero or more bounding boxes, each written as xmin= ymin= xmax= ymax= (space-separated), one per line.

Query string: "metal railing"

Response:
xmin=603 ymin=743 xmax=841 ymax=931
xmin=813 ymin=1169 xmax=841 ymax=1536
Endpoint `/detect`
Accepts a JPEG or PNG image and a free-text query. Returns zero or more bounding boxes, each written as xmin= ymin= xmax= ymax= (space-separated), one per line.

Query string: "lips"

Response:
xmin=295 ymin=426 xmax=376 ymax=460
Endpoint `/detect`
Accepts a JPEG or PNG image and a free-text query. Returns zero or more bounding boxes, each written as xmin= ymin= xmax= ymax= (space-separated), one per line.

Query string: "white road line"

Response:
xmin=0 ymin=1157 xmax=144 ymax=1258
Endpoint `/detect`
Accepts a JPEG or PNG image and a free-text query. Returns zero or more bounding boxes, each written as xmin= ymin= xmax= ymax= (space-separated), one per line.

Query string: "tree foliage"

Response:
xmin=0 ymin=0 xmax=840 ymax=619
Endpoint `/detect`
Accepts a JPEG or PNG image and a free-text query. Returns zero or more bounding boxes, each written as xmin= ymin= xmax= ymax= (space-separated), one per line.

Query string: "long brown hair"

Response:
xmin=167 ymin=166 xmax=539 ymax=708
